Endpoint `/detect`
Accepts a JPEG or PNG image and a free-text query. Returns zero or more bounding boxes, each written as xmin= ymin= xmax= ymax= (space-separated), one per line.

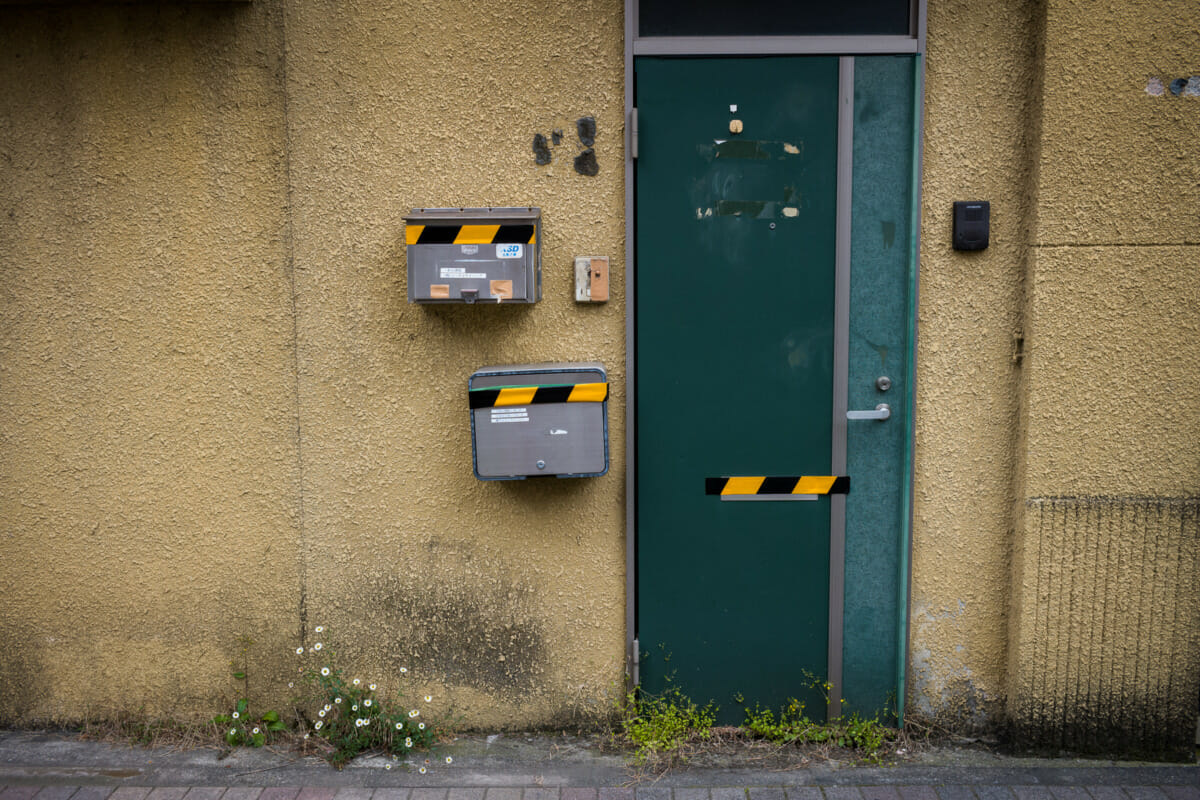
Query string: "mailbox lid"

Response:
xmin=405 ymin=206 xmax=541 ymax=227
xmin=469 ymin=363 xmax=608 ymax=480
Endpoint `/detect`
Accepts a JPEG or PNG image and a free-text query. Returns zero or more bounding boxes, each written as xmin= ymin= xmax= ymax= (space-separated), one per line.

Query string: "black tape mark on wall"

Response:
xmin=532 ymin=134 xmax=552 ymax=165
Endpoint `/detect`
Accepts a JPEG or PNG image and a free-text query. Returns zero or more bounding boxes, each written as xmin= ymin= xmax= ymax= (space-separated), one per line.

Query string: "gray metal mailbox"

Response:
xmin=405 ymin=207 xmax=541 ymax=303
xmin=469 ymin=362 xmax=608 ymax=480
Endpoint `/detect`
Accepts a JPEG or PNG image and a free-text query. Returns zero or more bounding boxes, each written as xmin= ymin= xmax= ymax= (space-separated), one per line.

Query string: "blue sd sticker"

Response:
xmin=497 ymin=243 xmax=524 ymax=259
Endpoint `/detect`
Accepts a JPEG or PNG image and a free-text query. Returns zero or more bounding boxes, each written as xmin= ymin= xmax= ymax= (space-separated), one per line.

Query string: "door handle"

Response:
xmin=847 ymin=403 xmax=891 ymax=421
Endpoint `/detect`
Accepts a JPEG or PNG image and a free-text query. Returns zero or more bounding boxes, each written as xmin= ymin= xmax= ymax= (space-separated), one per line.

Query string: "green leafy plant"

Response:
xmin=212 ymin=699 xmax=286 ymax=747
xmin=212 ymin=636 xmax=286 ymax=748
xmin=294 ymin=625 xmax=444 ymax=770
xmin=621 ymin=683 xmax=716 ymax=763
xmin=742 ymin=678 xmax=895 ymax=763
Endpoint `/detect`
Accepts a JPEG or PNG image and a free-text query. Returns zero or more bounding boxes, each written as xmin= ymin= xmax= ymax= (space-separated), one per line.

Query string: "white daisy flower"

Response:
xmin=369 ymin=684 xmax=377 ymax=691
xmin=399 ymin=667 xmax=408 ymax=674
xmin=335 ymin=697 xmax=342 ymax=704
xmin=288 ymin=682 xmax=294 ymax=689
xmin=252 ymin=727 xmax=260 ymax=735
xmin=405 ymin=737 xmax=413 ymax=747
xmin=355 ymin=719 xmax=363 ymax=728
xmin=296 ymin=647 xmax=304 ymax=655
xmin=364 ymin=699 xmax=372 ymax=707
xmin=385 ymin=764 xmax=392 ymax=771
xmin=232 ymin=712 xmax=240 ymax=720
xmin=424 ymin=695 xmax=432 ymax=703
xmin=315 ymin=626 xmax=324 ymax=633
xmin=353 ymin=678 xmax=361 ymax=686
xmin=318 ymin=709 xmax=326 ymax=718
xmin=395 ymin=722 xmax=403 ymax=730
xmin=313 ymin=642 xmax=322 ymax=651
xmin=315 ymin=721 xmax=323 ymax=730
xmin=409 ymin=710 xmax=419 ymax=717
xmin=418 ymin=722 xmax=425 ymax=730
xmin=445 ymin=756 xmax=453 ymax=764
xmin=229 ymin=729 xmax=236 ymax=736
xmin=352 ymin=704 xmax=358 ymax=711
xmin=321 ymin=667 xmax=330 ymax=676
xmin=419 ymin=767 xmax=426 ymax=774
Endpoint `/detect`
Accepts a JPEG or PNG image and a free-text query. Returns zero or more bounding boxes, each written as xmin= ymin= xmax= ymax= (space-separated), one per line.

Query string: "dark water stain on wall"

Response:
xmin=1010 ymin=495 xmax=1200 ymax=761
xmin=367 ymin=573 xmax=546 ymax=700
xmin=0 ymin=622 xmax=48 ymax=724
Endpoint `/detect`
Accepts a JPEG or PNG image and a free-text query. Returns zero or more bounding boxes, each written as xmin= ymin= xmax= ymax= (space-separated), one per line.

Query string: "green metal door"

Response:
xmin=636 ymin=56 xmax=838 ymax=721
xmin=635 ymin=55 xmax=919 ymax=723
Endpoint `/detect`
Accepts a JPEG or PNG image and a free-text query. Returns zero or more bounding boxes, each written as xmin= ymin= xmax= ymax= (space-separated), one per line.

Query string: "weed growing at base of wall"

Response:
xmin=293 ymin=626 xmax=442 ymax=770
xmin=742 ymin=681 xmax=896 ymax=763
xmin=212 ymin=636 xmax=285 ymax=748
xmin=620 ymin=684 xmax=716 ymax=763
xmin=211 ymin=699 xmax=285 ymax=747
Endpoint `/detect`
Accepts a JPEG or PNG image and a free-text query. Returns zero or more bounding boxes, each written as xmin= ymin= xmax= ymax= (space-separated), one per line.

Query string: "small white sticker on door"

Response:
xmin=496 ymin=244 xmax=524 ymax=259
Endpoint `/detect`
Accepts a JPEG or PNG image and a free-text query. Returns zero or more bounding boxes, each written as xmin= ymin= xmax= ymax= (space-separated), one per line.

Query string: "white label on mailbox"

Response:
xmin=460 ymin=244 xmax=479 ymax=255
xmin=490 ymin=408 xmax=529 ymax=423
xmin=496 ymin=243 xmax=524 ymax=259
xmin=441 ymin=267 xmax=487 ymax=279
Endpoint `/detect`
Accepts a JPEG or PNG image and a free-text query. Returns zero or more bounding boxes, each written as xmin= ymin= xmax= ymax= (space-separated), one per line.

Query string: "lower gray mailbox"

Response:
xmin=469 ymin=362 xmax=609 ymax=480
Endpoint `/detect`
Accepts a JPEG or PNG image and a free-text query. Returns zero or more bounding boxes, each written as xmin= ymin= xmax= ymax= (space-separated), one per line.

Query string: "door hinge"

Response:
xmin=630 ymin=637 xmax=640 ymax=686
xmin=629 ymin=108 xmax=638 ymax=160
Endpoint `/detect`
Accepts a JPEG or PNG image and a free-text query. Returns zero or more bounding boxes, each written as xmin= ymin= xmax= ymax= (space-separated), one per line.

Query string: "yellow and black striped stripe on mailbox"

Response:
xmin=406 ymin=224 xmax=537 ymax=246
xmin=469 ymin=382 xmax=608 ymax=409
xmin=705 ymin=475 xmax=850 ymax=496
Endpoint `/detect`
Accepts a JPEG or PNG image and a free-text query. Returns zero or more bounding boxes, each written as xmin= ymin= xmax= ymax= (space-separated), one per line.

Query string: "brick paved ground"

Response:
xmin=2 ymin=788 xmax=1198 ymax=800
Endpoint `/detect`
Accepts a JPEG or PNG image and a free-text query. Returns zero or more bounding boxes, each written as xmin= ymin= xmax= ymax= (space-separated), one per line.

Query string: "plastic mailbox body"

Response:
xmin=405 ymin=207 xmax=541 ymax=303
xmin=468 ymin=362 xmax=609 ymax=479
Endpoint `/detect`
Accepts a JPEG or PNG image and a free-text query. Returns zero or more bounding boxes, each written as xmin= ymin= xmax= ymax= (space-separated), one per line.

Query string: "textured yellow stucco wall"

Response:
xmin=0 ymin=0 xmax=626 ymax=728
xmin=1005 ymin=0 xmax=1200 ymax=757
xmin=3 ymin=0 xmax=1196 ymax=746
xmin=908 ymin=0 xmax=1044 ymax=728
xmin=283 ymin=0 xmax=626 ymax=728
xmin=0 ymin=3 xmax=303 ymax=720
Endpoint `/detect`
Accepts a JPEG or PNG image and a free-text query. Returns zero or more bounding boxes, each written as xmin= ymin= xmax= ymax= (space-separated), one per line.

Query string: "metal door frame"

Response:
xmin=624 ymin=0 xmax=928 ymax=719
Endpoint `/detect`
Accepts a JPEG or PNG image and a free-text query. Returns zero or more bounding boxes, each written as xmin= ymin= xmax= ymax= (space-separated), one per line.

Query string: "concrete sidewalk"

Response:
xmin=0 ymin=731 xmax=1195 ymax=800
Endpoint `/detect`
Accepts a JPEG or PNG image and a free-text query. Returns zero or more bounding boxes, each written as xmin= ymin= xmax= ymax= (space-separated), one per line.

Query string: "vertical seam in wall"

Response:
xmin=278 ymin=0 xmax=308 ymax=647
xmin=1008 ymin=0 xmax=1050 ymax=729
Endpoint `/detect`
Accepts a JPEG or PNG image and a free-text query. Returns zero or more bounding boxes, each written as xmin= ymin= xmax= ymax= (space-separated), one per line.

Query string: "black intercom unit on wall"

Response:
xmin=953 ymin=201 xmax=990 ymax=250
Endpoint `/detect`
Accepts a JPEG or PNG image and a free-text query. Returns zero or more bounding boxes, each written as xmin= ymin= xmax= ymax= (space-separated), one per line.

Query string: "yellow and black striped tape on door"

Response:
xmin=406 ymin=224 xmax=536 ymax=246
xmin=705 ymin=476 xmax=850 ymax=496
xmin=469 ymin=382 xmax=608 ymax=409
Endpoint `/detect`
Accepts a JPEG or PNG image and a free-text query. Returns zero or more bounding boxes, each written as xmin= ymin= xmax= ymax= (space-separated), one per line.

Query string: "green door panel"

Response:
xmin=635 ymin=56 xmax=840 ymax=723
xmin=843 ymin=55 xmax=918 ymax=719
